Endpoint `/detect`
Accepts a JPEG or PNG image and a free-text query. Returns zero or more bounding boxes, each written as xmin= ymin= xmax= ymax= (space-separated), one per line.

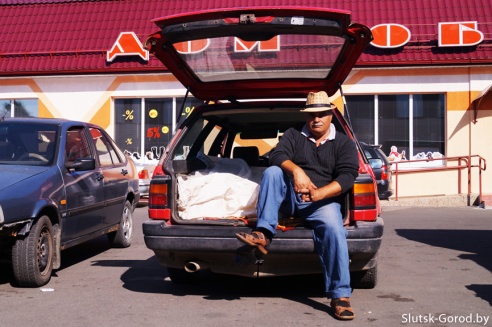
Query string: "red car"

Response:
xmin=143 ymin=7 xmax=383 ymax=288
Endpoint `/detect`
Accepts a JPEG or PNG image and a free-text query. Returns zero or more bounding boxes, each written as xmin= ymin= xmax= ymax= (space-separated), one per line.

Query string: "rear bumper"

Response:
xmin=377 ymin=181 xmax=393 ymax=200
xmin=143 ymin=217 xmax=384 ymax=275
xmin=138 ymin=179 xmax=150 ymax=198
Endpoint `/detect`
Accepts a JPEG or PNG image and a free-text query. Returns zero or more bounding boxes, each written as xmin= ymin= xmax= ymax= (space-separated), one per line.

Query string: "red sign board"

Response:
xmin=371 ymin=24 xmax=411 ymax=48
xmin=107 ymin=32 xmax=149 ymax=62
xmin=438 ymin=22 xmax=484 ymax=47
xmin=108 ymin=21 xmax=485 ymax=59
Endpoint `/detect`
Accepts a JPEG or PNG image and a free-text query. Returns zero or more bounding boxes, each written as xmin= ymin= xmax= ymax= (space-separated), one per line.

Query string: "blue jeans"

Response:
xmin=256 ymin=166 xmax=352 ymax=299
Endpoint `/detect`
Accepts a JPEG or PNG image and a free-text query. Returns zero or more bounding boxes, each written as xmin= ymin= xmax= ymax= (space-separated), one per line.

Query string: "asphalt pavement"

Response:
xmin=0 ymin=206 xmax=490 ymax=327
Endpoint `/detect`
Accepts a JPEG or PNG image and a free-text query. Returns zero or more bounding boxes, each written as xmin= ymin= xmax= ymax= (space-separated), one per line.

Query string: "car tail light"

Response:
xmin=152 ymin=165 xmax=164 ymax=177
xmin=138 ymin=169 xmax=149 ymax=179
xmin=148 ymin=176 xmax=171 ymax=220
xmin=352 ymin=174 xmax=378 ymax=221
xmin=380 ymin=165 xmax=389 ymax=181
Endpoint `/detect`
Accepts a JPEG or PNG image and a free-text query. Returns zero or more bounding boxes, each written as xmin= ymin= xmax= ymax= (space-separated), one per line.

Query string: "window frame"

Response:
xmin=346 ymin=93 xmax=445 ymax=165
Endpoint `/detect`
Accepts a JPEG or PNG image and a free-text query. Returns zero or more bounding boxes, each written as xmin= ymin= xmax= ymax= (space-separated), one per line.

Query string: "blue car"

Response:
xmin=360 ymin=142 xmax=394 ymax=200
xmin=0 ymin=118 xmax=139 ymax=287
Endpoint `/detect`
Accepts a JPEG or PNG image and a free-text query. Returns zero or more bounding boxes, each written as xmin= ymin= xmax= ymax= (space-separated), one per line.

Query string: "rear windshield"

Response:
xmin=171 ymin=107 xmax=346 ymax=163
xmin=176 ymin=34 xmax=344 ymax=82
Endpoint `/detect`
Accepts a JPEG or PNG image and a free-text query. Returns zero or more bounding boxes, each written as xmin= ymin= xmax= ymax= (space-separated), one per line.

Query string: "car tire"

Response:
xmin=108 ymin=200 xmax=133 ymax=248
xmin=12 ymin=215 xmax=54 ymax=287
xmin=351 ymin=264 xmax=377 ymax=289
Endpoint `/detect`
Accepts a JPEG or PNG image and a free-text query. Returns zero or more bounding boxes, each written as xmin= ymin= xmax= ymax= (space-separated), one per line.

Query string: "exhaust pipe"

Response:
xmin=184 ymin=261 xmax=209 ymax=273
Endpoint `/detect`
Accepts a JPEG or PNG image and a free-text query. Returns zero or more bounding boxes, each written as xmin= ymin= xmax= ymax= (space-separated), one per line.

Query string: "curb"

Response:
xmin=379 ymin=194 xmax=476 ymax=207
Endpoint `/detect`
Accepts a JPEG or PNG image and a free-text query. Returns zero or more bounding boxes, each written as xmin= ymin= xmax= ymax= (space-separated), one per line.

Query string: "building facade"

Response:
xmin=1 ymin=0 xmax=491 ymax=200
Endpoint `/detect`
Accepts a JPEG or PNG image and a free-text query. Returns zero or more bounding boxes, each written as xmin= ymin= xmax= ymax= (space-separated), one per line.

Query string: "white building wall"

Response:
xmin=1 ymin=68 xmax=491 ymax=198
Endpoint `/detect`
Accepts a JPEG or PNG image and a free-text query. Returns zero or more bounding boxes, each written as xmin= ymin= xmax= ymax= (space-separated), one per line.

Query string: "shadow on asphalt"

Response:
xmin=91 ymin=255 xmax=341 ymax=316
xmin=396 ymin=229 xmax=492 ymax=306
xmin=92 ymin=254 xmax=326 ymax=297
xmin=59 ymin=235 xmax=111 ymax=270
xmin=0 ymin=263 xmax=14 ymax=285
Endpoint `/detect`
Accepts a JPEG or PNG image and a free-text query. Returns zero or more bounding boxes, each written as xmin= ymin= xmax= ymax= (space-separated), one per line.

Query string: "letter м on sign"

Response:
xmin=173 ymin=37 xmax=279 ymax=54
xmin=234 ymin=36 xmax=280 ymax=52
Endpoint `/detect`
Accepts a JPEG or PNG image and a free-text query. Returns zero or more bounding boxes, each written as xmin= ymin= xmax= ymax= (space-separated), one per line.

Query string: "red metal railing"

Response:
xmin=390 ymin=155 xmax=487 ymax=205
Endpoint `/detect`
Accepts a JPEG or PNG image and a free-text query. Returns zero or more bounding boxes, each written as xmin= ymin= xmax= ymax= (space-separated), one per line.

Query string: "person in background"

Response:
xmin=388 ymin=145 xmax=403 ymax=161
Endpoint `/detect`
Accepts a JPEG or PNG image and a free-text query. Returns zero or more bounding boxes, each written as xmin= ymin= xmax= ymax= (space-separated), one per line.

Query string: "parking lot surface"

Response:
xmin=1 ymin=206 xmax=490 ymax=327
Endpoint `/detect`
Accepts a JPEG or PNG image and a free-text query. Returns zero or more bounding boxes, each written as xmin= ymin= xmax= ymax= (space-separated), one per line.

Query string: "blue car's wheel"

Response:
xmin=108 ymin=200 xmax=133 ymax=248
xmin=12 ymin=215 xmax=54 ymax=287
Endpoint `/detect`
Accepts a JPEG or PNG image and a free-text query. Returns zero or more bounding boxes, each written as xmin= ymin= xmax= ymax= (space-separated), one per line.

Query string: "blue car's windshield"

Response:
xmin=0 ymin=122 xmax=59 ymax=166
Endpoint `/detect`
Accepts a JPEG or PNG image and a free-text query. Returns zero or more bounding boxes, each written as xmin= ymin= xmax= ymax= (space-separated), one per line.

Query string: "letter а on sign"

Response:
xmin=107 ymin=32 xmax=149 ymax=62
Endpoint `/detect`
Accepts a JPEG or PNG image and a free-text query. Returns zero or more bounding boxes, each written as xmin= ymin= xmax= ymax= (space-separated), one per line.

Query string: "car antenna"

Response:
xmin=176 ymin=87 xmax=191 ymax=130
xmin=338 ymin=83 xmax=365 ymax=153
xmin=0 ymin=108 xmax=10 ymax=121
xmin=338 ymin=82 xmax=355 ymax=136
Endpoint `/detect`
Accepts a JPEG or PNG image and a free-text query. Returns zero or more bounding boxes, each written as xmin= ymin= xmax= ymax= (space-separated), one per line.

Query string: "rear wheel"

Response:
xmin=12 ymin=216 xmax=54 ymax=287
xmin=108 ymin=200 xmax=133 ymax=248
xmin=351 ymin=264 xmax=377 ymax=289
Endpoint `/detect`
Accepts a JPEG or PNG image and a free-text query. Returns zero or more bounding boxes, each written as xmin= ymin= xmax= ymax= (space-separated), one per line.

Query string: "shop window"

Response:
xmin=1 ymin=99 xmax=38 ymax=118
xmin=115 ymin=99 xmax=141 ymax=156
xmin=176 ymin=97 xmax=203 ymax=125
xmin=378 ymin=95 xmax=410 ymax=157
xmin=347 ymin=94 xmax=445 ymax=162
xmin=412 ymin=94 xmax=445 ymax=156
xmin=144 ymin=98 xmax=174 ymax=159
xmin=114 ymin=97 xmax=202 ymax=162
xmin=344 ymin=95 xmax=374 ymax=144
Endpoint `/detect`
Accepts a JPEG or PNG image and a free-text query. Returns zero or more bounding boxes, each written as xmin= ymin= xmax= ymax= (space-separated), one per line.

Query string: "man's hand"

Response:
xmin=291 ymin=165 xmax=318 ymax=202
xmin=291 ymin=165 xmax=343 ymax=202
xmin=281 ymin=159 xmax=341 ymax=202
xmin=292 ymin=168 xmax=315 ymax=192
xmin=281 ymin=160 xmax=318 ymax=202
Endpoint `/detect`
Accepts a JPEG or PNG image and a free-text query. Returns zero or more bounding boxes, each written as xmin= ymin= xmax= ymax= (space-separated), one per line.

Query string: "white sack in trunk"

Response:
xmin=177 ymin=172 xmax=259 ymax=219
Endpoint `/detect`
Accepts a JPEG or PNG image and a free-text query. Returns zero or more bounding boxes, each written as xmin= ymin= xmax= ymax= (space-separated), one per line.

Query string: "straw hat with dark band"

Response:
xmin=301 ymin=91 xmax=337 ymax=112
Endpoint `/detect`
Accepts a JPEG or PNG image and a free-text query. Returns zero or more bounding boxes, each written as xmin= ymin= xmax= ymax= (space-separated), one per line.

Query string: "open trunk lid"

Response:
xmin=146 ymin=7 xmax=372 ymax=101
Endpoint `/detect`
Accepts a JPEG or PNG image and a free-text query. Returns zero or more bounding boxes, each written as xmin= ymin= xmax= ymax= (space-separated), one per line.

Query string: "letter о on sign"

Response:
xmin=370 ymin=24 xmax=411 ymax=48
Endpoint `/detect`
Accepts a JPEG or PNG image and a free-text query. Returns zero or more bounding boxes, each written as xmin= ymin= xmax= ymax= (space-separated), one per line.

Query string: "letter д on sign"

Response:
xmin=174 ymin=39 xmax=211 ymax=54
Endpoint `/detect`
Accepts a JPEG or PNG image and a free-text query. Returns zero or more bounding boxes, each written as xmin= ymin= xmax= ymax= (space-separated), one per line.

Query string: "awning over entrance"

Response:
xmin=472 ymin=84 xmax=492 ymax=123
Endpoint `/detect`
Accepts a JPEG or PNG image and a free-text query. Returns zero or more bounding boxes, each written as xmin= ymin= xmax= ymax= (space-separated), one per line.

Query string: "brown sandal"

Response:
xmin=235 ymin=231 xmax=270 ymax=254
xmin=330 ymin=298 xmax=355 ymax=320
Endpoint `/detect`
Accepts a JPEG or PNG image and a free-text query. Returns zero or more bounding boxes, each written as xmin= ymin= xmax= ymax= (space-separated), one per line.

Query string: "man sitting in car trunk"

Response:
xmin=236 ymin=91 xmax=359 ymax=321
